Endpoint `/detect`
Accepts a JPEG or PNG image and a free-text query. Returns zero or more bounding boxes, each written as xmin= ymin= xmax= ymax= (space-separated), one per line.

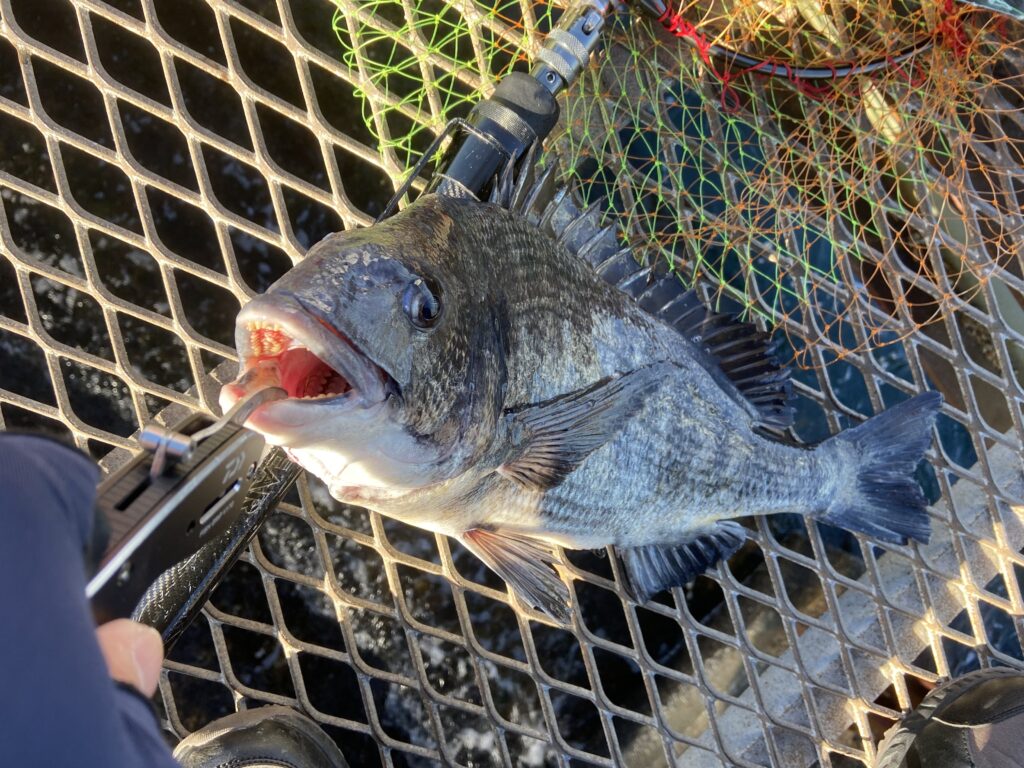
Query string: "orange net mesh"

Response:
xmin=556 ymin=1 xmax=1024 ymax=366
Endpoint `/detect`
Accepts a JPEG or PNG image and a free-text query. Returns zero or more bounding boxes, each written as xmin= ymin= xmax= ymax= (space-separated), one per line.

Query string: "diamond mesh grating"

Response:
xmin=1 ymin=1 xmax=1023 ymax=767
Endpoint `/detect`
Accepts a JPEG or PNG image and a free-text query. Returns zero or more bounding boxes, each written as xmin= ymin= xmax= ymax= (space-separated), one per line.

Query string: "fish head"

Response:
xmin=220 ymin=197 xmax=507 ymax=505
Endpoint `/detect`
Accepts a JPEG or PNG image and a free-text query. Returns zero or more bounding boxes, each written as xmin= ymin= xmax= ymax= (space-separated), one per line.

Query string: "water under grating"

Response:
xmin=1 ymin=1 xmax=1024 ymax=767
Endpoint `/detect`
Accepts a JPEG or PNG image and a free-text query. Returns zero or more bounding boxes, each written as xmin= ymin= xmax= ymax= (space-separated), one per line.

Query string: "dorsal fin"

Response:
xmin=504 ymin=159 xmax=794 ymax=431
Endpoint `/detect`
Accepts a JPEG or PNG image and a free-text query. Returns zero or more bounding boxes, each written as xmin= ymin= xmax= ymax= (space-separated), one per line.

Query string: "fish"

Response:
xmin=220 ymin=163 xmax=942 ymax=622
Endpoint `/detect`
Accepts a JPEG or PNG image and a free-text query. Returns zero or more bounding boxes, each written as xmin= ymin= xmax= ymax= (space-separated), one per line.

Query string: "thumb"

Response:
xmin=95 ymin=619 xmax=164 ymax=697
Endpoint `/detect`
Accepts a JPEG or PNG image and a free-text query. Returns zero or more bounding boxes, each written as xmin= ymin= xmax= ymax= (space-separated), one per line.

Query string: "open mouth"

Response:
xmin=247 ymin=325 xmax=353 ymax=400
xmin=221 ymin=294 xmax=390 ymax=418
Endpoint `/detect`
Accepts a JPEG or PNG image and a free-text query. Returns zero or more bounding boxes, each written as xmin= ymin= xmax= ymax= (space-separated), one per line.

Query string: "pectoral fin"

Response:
xmin=498 ymin=364 xmax=667 ymax=491
xmin=462 ymin=528 xmax=571 ymax=623
xmin=617 ymin=522 xmax=747 ymax=604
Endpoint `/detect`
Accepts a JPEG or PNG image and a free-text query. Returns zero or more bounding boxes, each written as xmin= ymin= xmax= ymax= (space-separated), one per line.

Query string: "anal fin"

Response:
xmin=617 ymin=522 xmax=747 ymax=604
xmin=462 ymin=528 xmax=571 ymax=623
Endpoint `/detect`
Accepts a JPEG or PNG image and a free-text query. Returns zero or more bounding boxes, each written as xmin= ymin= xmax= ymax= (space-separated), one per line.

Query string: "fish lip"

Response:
xmin=234 ymin=291 xmax=389 ymax=406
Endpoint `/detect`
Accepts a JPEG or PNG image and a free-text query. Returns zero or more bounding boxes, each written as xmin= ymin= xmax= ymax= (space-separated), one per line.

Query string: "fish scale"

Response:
xmin=536 ymin=381 xmax=822 ymax=539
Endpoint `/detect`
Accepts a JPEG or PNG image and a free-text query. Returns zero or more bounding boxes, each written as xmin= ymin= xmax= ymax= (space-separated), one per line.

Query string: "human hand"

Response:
xmin=95 ymin=619 xmax=164 ymax=697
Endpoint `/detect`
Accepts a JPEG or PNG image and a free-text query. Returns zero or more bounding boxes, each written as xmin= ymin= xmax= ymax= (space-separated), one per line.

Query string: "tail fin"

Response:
xmin=818 ymin=391 xmax=942 ymax=544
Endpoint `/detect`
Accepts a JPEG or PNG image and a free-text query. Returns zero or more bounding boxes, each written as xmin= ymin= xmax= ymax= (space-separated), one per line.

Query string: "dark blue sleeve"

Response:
xmin=0 ymin=434 xmax=179 ymax=768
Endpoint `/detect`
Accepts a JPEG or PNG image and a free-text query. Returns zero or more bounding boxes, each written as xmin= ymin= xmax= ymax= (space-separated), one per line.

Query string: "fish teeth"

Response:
xmin=248 ymin=321 xmax=292 ymax=358
xmin=247 ymin=321 xmax=281 ymax=332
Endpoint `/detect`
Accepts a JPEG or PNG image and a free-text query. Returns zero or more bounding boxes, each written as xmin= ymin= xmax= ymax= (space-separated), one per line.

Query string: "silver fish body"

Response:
xmin=223 ymin=188 xmax=940 ymax=619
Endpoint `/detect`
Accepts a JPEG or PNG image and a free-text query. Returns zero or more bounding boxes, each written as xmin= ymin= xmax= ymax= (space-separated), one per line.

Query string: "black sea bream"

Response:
xmin=221 ymin=167 xmax=941 ymax=620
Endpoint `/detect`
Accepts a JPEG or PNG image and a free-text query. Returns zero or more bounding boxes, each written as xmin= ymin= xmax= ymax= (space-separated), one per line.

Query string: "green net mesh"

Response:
xmin=335 ymin=0 xmax=1024 ymax=366
xmin=334 ymin=0 xmax=557 ymax=170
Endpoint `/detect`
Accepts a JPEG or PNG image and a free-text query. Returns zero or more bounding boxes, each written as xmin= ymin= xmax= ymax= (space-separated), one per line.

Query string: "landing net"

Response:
xmin=0 ymin=1 xmax=1022 ymax=766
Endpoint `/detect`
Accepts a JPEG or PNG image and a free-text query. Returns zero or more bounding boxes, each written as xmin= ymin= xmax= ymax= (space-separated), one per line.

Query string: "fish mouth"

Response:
xmin=221 ymin=293 xmax=393 ymax=438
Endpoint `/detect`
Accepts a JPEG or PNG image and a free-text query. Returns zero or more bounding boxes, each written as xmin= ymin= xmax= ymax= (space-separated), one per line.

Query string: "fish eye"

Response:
xmin=402 ymin=277 xmax=441 ymax=330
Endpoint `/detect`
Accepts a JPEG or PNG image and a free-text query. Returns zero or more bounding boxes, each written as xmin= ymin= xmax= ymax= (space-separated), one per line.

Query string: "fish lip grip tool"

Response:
xmin=87 ymin=388 xmax=285 ymax=624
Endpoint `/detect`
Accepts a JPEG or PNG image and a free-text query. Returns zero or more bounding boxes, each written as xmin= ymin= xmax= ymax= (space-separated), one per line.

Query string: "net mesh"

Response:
xmin=334 ymin=0 xmax=555 ymax=170
xmin=1 ymin=1 xmax=1023 ymax=767
xmin=335 ymin=0 xmax=1024 ymax=364
xmin=558 ymin=2 xmax=1024 ymax=365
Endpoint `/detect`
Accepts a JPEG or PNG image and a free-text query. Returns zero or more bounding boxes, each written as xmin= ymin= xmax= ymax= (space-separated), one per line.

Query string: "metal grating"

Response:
xmin=1 ymin=1 xmax=1023 ymax=767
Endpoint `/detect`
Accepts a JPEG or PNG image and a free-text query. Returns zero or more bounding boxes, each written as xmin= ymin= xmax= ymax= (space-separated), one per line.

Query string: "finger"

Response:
xmin=95 ymin=619 xmax=164 ymax=697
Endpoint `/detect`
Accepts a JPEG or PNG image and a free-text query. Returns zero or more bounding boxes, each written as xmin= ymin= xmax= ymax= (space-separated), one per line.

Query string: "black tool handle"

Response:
xmin=426 ymin=72 xmax=560 ymax=200
xmin=132 ymin=447 xmax=300 ymax=647
xmin=426 ymin=0 xmax=610 ymax=200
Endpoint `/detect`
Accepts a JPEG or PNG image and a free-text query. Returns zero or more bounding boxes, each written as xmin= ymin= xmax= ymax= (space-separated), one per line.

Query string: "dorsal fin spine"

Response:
xmin=702 ymin=336 xmax=761 ymax=357
xmin=557 ymin=201 xmax=602 ymax=247
xmin=719 ymin=351 xmax=773 ymax=368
